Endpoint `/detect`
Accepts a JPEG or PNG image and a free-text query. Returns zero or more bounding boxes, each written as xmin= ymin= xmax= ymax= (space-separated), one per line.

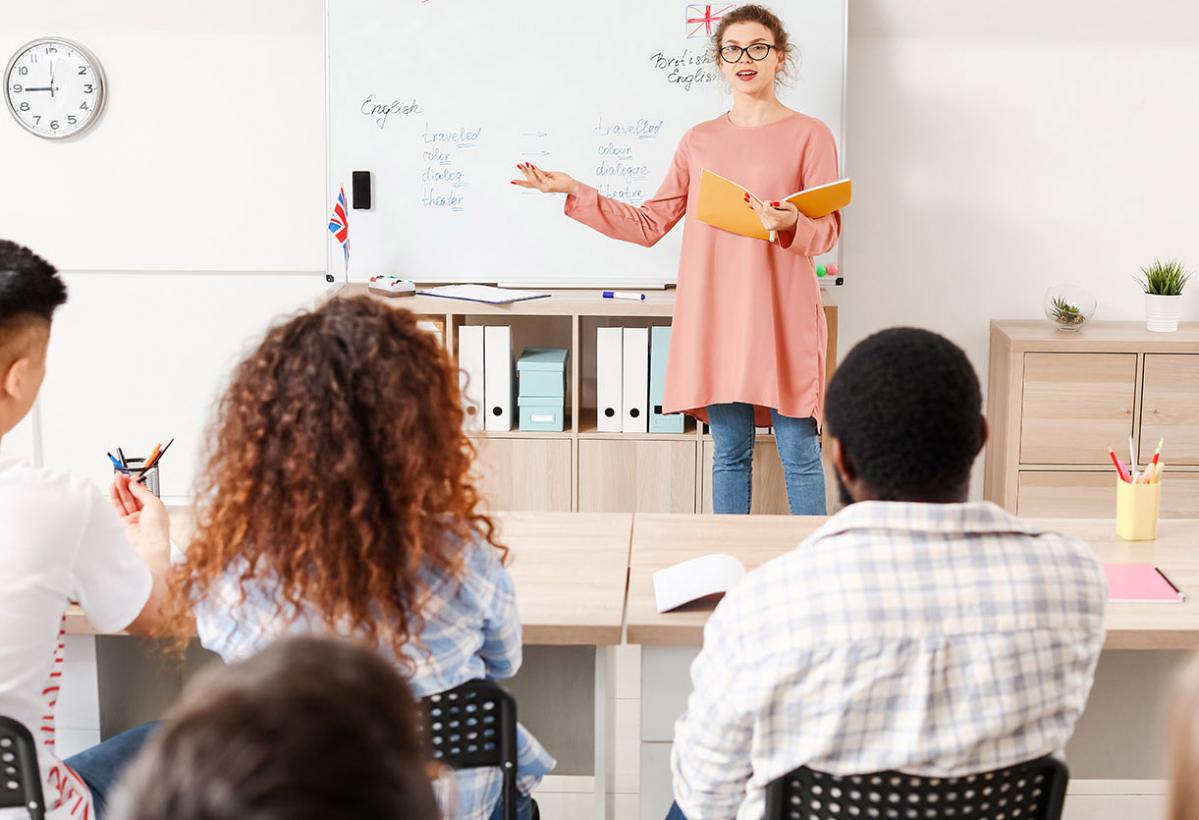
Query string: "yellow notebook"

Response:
xmin=695 ymin=169 xmax=852 ymax=242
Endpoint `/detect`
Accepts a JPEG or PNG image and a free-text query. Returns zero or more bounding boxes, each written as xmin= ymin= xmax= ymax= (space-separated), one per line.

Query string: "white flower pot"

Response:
xmin=1145 ymin=293 xmax=1183 ymax=332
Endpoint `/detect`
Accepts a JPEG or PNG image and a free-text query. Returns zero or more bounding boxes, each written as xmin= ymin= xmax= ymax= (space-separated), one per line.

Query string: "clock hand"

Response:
xmin=48 ymin=57 xmax=55 ymax=98
xmin=23 ymin=86 xmax=54 ymax=92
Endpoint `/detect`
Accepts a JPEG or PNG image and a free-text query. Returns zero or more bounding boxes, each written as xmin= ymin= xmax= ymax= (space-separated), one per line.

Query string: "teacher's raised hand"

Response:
xmin=511 ymin=163 xmax=581 ymax=197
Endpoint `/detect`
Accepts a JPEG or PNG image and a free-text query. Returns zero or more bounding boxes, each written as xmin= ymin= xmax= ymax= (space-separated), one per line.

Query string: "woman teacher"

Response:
xmin=513 ymin=4 xmax=841 ymax=515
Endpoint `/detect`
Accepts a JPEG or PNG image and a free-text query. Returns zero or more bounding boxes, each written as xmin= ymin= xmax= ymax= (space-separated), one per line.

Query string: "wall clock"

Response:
xmin=4 ymin=37 xmax=106 ymax=139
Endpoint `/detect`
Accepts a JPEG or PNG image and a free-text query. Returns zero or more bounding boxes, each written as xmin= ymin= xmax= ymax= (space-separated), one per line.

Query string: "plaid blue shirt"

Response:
xmin=671 ymin=501 xmax=1108 ymax=820
xmin=194 ymin=539 xmax=555 ymax=820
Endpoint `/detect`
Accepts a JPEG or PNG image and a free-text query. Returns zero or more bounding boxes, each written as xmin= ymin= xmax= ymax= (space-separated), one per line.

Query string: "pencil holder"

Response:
xmin=1115 ymin=478 xmax=1160 ymax=541
xmin=114 ymin=458 xmax=161 ymax=498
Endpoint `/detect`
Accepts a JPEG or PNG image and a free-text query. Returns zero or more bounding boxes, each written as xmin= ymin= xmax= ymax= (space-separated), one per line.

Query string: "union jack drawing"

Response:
xmin=328 ymin=185 xmax=350 ymax=271
xmin=686 ymin=4 xmax=732 ymax=38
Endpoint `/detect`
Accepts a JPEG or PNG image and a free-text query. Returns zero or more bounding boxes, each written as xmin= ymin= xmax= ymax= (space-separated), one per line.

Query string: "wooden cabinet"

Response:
xmin=987 ymin=321 xmax=1199 ymax=518
xmin=344 ymin=285 xmax=840 ymax=516
xmin=1141 ymin=355 xmax=1199 ymax=465
xmin=474 ymin=438 xmax=572 ymax=512
xmin=1019 ymin=353 xmax=1136 ymax=464
xmin=578 ymin=440 xmax=696 ymax=513
xmin=1018 ymin=471 xmax=1199 ymax=518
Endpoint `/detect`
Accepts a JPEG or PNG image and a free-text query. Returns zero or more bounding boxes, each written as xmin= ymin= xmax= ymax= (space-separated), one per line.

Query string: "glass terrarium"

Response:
xmin=1043 ymin=285 xmax=1096 ymax=332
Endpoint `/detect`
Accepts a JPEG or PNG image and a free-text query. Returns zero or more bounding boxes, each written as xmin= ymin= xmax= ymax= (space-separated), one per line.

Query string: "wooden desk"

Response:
xmin=626 ymin=514 xmax=1199 ymax=649
xmin=66 ymin=510 xmax=633 ymax=646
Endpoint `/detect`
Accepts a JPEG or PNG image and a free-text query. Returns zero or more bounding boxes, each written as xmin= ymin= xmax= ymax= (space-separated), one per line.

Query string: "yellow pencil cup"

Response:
xmin=1115 ymin=478 xmax=1161 ymax=541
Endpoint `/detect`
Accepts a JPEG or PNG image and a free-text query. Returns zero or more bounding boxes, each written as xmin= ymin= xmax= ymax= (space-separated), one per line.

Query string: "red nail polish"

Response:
xmin=771 ymin=201 xmax=780 ymax=207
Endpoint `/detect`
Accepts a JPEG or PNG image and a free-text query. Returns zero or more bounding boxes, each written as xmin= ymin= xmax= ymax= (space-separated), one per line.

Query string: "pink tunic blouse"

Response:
xmin=565 ymin=111 xmax=841 ymax=426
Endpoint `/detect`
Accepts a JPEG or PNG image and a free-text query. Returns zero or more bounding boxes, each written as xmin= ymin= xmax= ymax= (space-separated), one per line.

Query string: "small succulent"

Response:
xmin=1050 ymin=297 xmax=1085 ymax=326
xmin=1137 ymin=259 xmax=1191 ymax=296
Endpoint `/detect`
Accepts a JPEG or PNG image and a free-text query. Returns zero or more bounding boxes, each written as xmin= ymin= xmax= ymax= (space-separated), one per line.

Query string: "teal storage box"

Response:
xmin=518 ymin=396 xmax=565 ymax=432
xmin=649 ymin=326 xmax=685 ymax=433
xmin=517 ymin=347 xmax=568 ymax=398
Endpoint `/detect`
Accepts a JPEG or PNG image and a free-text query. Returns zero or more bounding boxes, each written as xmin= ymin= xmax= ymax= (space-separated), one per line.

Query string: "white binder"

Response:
xmin=484 ymin=325 xmax=513 ymax=432
xmin=596 ymin=327 xmax=623 ymax=432
xmin=458 ymin=325 xmax=485 ymax=432
xmin=621 ymin=327 xmax=649 ymax=433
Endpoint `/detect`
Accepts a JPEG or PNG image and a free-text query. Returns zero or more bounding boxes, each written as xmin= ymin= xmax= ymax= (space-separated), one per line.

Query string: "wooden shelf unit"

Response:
xmin=335 ymin=284 xmax=838 ymax=514
xmin=985 ymin=320 xmax=1199 ymax=518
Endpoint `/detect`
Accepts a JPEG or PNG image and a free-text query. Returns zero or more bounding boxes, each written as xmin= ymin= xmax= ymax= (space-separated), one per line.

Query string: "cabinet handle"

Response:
xmin=1152 ymin=408 xmax=1160 ymax=415
xmin=1120 ymin=406 xmax=1131 ymax=415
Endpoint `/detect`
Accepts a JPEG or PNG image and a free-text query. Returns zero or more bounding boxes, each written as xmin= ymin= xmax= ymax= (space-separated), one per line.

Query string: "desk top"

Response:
xmin=66 ymin=511 xmax=632 ymax=647
xmin=626 ymin=514 xmax=1199 ymax=649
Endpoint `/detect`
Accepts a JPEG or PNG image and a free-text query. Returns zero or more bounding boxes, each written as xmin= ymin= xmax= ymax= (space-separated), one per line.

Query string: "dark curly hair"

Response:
xmin=824 ymin=327 xmax=984 ymax=502
xmin=163 ymin=296 xmax=503 ymax=658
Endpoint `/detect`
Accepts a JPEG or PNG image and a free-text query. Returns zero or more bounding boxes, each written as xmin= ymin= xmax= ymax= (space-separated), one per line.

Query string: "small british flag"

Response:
xmin=328 ymin=186 xmax=350 ymax=272
xmin=686 ymin=4 xmax=732 ymax=38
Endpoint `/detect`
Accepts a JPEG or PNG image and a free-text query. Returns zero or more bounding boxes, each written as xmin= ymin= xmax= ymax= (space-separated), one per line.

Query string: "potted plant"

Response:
xmin=1137 ymin=259 xmax=1190 ymax=332
xmin=1043 ymin=285 xmax=1096 ymax=331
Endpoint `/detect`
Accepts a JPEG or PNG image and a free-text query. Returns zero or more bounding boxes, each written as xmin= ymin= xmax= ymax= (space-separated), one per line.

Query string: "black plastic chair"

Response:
xmin=765 ymin=756 xmax=1069 ymax=820
xmin=0 ymin=716 xmax=45 ymax=820
xmin=421 ymin=680 xmax=527 ymax=820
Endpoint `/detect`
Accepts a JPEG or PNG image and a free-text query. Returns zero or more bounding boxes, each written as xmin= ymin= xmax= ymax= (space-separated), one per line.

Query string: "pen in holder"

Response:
xmin=115 ymin=458 xmax=161 ymax=498
xmin=1115 ymin=477 xmax=1160 ymax=541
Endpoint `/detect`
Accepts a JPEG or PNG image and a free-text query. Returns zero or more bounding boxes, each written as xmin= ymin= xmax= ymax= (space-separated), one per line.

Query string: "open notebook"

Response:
xmin=695 ymin=169 xmax=852 ymax=242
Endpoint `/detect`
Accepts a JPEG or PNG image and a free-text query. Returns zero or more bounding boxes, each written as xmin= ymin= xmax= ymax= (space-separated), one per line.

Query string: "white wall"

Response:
xmin=0 ymin=0 xmax=328 ymax=499
xmin=4 ymin=0 xmax=1197 ymax=499
xmin=0 ymin=0 xmax=325 ymax=270
xmin=843 ymin=0 xmax=1199 ymax=494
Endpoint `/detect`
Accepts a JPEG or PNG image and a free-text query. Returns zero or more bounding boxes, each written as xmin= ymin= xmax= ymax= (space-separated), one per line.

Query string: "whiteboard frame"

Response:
xmin=323 ymin=0 xmax=849 ymax=286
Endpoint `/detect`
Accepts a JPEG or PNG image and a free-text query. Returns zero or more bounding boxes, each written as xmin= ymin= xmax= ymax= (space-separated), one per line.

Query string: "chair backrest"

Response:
xmin=0 ymin=716 xmax=46 ymax=820
xmin=420 ymin=679 xmax=517 ymax=772
xmin=765 ymin=756 xmax=1069 ymax=820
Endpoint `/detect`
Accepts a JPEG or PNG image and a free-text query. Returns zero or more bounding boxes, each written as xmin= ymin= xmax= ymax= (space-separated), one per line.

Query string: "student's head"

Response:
xmin=824 ymin=327 xmax=987 ymax=505
xmin=0 ymin=241 xmax=67 ymax=436
xmin=107 ymin=636 xmax=440 ymax=820
xmin=1169 ymin=653 xmax=1199 ymax=820
xmin=168 ymin=296 xmax=501 ymax=655
xmin=712 ymin=5 xmax=792 ymax=96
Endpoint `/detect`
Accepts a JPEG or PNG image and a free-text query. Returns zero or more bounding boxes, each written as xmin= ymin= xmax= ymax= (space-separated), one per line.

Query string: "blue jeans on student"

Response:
xmin=489 ymin=792 xmax=536 ymax=820
xmin=707 ymin=403 xmax=826 ymax=515
xmin=65 ymin=722 xmax=159 ymax=818
xmin=665 ymin=801 xmax=688 ymax=819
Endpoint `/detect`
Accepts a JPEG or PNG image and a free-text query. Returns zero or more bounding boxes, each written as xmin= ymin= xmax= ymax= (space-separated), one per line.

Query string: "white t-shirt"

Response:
xmin=0 ymin=457 xmax=152 ymax=819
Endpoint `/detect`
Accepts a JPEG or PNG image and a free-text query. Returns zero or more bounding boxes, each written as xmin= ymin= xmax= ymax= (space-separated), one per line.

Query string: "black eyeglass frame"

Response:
xmin=718 ymin=43 xmax=778 ymax=63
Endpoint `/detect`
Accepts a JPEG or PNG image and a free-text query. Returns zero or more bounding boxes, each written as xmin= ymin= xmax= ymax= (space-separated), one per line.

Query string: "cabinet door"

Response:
xmin=1141 ymin=355 xmax=1199 ymax=465
xmin=700 ymin=440 xmax=794 ymax=514
xmin=1020 ymin=353 xmax=1136 ymax=465
xmin=1016 ymin=472 xmax=1113 ymax=518
xmin=578 ymin=439 xmax=696 ymax=513
xmin=1017 ymin=470 xmax=1199 ymax=518
xmin=473 ymin=438 xmax=572 ymax=512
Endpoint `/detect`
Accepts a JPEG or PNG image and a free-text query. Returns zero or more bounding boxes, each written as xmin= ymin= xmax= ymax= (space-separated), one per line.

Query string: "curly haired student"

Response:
xmin=114 ymin=296 xmax=553 ymax=820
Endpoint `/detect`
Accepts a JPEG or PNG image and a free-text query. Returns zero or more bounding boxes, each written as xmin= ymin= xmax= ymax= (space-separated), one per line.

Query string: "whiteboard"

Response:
xmin=328 ymin=0 xmax=847 ymax=285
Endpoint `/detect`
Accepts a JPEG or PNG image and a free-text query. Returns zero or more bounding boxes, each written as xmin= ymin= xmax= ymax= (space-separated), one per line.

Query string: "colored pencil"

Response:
xmin=1108 ymin=448 xmax=1130 ymax=483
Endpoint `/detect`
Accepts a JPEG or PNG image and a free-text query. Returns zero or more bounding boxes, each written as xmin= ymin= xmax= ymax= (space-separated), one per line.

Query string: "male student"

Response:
xmin=0 ymin=240 xmax=171 ymax=819
xmin=667 ymin=327 xmax=1108 ymax=820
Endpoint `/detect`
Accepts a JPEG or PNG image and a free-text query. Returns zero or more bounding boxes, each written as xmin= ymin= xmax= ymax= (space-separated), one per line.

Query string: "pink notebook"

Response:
xmin=1104 ymin=563 xmax=1186 ymax=603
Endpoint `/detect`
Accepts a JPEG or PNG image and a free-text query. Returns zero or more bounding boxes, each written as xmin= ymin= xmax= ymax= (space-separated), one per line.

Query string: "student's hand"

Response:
xmin=511 ymin=163 xmax=581 ymax=197
xmin=110 ymin=473 xmax=170 ymax=559
xmin=747 ymin=193 xmax=801 ymax=234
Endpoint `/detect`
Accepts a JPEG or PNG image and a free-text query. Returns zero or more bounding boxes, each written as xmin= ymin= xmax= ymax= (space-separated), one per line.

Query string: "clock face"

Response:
xmin=4 ymin=38 xmax=106 ymax=139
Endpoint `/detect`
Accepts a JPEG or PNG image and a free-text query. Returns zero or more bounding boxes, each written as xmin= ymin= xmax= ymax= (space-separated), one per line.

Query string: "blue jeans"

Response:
xmin=665 ymin=801 xmax=688 ymax=819
xmin=489 ymin=792 xmax=536 ymax=820
xmin=708 ymin=403 xmax=827 ymax=515
xmin=65 ymin=722 xmax=159 ymax=818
